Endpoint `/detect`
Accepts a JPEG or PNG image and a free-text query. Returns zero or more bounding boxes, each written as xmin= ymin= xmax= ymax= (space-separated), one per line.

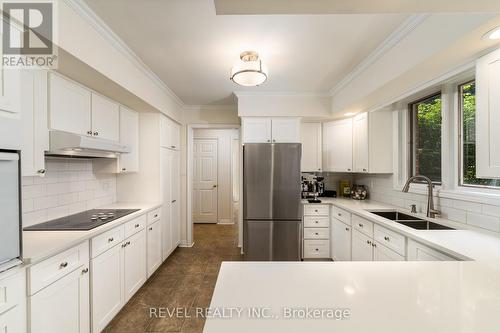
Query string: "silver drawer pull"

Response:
xmin=314 ymin=232 xmax=319 ymax=235
xmin=372 ymin=243 xmax=377 ymax=248
xmin=315 ymin=248 xmax=319 ymax=251
xmin=59 ymin=262 xmax=68 ymax=269
xmin=108 ymin=237 xmax=114 ymax=243
xmin=154 ymin=214 xmax=158 ymax=218
xmin=82 ymin=268 xmax=89 ymax=274
xmin=338 ymin=213 xmax=341 ymax=217
xmin=384 ymin=236 xmax=390 ymax=241
xmin=314 ymin=221 xmax=318 ymax=223
xmin=135 ymin=224 xmax=140 ymax=228
xmin=358 ymin=223 xmax=363 ymax=227
xmin=314 ymin=210 xmax=318 ymax=212
xmin=149 ymin=227 xmax=153 ymax=231
xmin=345 ymin=227 xmax=349 ymax=231
xmin=367 ymin=240 xmax=371 ymax=245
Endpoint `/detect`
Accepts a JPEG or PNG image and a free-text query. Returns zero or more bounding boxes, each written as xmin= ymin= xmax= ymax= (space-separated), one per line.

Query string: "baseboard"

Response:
xmin=179 ymin=241 xmax=194 ymax=248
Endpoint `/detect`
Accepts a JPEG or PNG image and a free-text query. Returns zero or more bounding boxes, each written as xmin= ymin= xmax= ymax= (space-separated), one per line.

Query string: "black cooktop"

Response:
xmin=24 ymin=209 xmax=140 ymax=231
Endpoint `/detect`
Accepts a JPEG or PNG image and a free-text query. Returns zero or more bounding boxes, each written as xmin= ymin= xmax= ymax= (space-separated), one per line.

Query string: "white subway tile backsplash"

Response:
xmin=21 ymin=159 xmax=116 ymax=227
xmin=466 ymin=212 xmax=500 ymax=232
xmin=440 ymin=206 xmax=467 ymax=223
xmin=452 ymin=200 xmax=482 ymax=214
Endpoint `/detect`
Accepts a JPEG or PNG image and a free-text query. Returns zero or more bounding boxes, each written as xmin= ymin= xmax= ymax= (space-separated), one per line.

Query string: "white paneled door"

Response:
xmin=193 ymin=139 xmax=218 ymax=223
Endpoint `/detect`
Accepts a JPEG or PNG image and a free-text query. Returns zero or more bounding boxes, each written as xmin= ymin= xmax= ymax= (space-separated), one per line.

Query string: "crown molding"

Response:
xmin=183 ymin=104 xmax=237 ymax=112
xmin=329 ymin=14 xmax=430 ymax=97
xmin=62 ymin=0 xmax=185 ymax=107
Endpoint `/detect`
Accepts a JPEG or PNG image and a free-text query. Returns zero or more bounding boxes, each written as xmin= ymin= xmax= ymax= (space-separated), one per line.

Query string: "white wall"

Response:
xmin=22 ymin=159 xmax=116 ymax=227
xmin=193 ymin=129 xmax=239 ymax=223
xmin=237 ymin=94 xmax=331 ymax=117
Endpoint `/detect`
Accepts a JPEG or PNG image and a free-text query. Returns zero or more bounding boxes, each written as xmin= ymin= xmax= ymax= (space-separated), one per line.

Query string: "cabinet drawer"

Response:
xmin=0 ymin=270 xmax=25 ymax=315
xmin=304 ymin=205 xmax=329 ymax=216
xmin=303 ymin=240 xmax=330 ymax=258
xmin=304 ymin=228 xmax=329 ymax=240
xmin=374 ymin=225 xmax=406 ymax=256
xmin=147 ymin=208 xmax=161 ymax=224
xmin=304 ymin=216 xmax=329 ymax=228
xmin=352 ymin=214 xmax=374 ymax=237
xmin=124 ymin=214 xmax=146 ymax=238
xmin=91 ymin=225 xmax=124 ymax=258
xmin=28 ymin=241 xmax=88 ymax=295
xmin=332 ymin=206 xmax=351 ymax=225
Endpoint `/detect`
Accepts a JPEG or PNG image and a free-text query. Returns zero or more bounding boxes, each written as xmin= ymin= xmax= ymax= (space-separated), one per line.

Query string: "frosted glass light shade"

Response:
xmin=230 ymin=60 xmax=268 ymax=86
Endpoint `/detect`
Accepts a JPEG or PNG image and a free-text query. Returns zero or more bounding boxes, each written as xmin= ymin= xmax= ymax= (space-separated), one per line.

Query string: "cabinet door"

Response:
xmin=323 ymin=119 xmax=353 ymax=172
xmin=21 ymin=70 xmax=49 ymax=177
xmin=271 ymin=118 xmax=300 ymax=143
xmin=160 ymin=115 xmax=170 ymax=148
xmin=171 ymin=151 xmax=181 ymax=247
xmin=353 ymin=113 xmax=369 ymax=173
xmin=0 ymin=305 xmax=24 ymax=333
xmin=300 ymin=122 xmax=322 ymax=172
xmin=407 ymin=240 xmax=456 ymax=261
xmin=49 ymin=74 xmax=91 ymax=136
xmin=118 ymin=106 xmax=139 ymax=173
xmin=170 ymin=121 xmax=181 ymax=150
xmin=373 ymin=243 xmax=404 ymax=261
xmin=330 ymin=218 xmax=351 ymax=261
xmin=147 ymin=220 xmax=162 ymax=277
xmin=91 ymin=245 xmax=123 ymax=333
xmin=351 ymin=229 xmax=373 ymax=261
xmin=476 ymin=49 xmax=500 ymax=178
xmin=161 ymin=149 xmax=173 ymax=260
xmin=123 ymin=230 xmax=147 ymax=302
xmin=91 ymin=93 xmax=119 ymax=142
xmin=242 ymin=118 xmax=272 ymax=143
xmin=30 ymin=266 xmax=90 ymax=333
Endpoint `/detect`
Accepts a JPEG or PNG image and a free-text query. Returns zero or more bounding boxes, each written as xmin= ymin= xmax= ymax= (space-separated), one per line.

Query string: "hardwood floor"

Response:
xmin=104 ymin=223 xmax=242 ymax=333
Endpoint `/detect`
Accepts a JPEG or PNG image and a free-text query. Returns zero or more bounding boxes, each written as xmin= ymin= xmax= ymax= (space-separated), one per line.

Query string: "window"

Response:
xmin=459 ymin=81 xmax=500 ymax=188
xmin=409 ymin=93 xmax=442 ymax=184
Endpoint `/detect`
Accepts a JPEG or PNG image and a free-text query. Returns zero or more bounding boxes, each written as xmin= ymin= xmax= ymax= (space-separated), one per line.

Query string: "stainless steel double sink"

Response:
xmin=369 ymin=211 xmax=455 ymax=230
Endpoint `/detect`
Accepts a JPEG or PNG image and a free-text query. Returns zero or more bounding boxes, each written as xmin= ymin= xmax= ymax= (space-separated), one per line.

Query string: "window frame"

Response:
xmin=408 ymin=91 xmax=443 ymax=185
xmin=457 ymin=80 xmax=500 ymax=190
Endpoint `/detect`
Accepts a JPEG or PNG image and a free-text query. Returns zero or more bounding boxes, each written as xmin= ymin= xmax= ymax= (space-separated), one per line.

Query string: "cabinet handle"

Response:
xmin=82 ymin=268 xmax=89 ymax=274
xmin=338 ymin=213 xmax=341 ymax=217
xmin=372 ymin=243 xmax=377 ymax=248
xmin=314 ymin=209 xmax=318 ymax=212
xmin=135 ymin=224 xmax=140 ymax=228
xmin=267 ymin=140 xmax=270 ymax=142
xmin=363 ymin=168 xmax=367 ymax=172
xmin=87 ymin=130 xmax=92 ymax=135
xmin=384 ymin=236 xmax=390 ymax=242
xmin=122 ymin=168 xmax=126 ymax=171
xmin=347 ymin=168 xmax=351 ymax=171
xmin=59 ymin=262 xmax=68 ymax=269
xmin=108 ymin=237 xmax=114 ymax=243
xmin=366 ymin=240 xmax=371 ymax=245
xmin=93 ymin=131 xmax=99 ymax=136
xmin=315 ymin=248 xmax=319 ymax=251
xmin=149 ymin=227 xmax=153 ymax=231
xmin=37 ymin=169 xmax=46 ymax=174
xmin=122 ymin=241 xmax=131 ymax=248
xmin=345 ymin=227 xmax=349 ymax=231
xmin=154 ymin=214 xmax=158 ymax=218
xmin=172 ymin=200 xmax=176 ymax=203
xmin=358 ymin=223 xmax=363 ymax=228
xmin=318 ymin=168 xmax=321 ymax=171
xmin=171 ymin=145 xmax=176 ymax=149
xmin=315 ymin=232 xmax=319 ymax=235
xmin=273 ymin=139 xmax=276 ymax=142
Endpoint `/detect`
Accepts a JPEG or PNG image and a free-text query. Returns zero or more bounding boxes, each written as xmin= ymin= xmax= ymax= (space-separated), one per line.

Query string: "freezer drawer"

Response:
xmin=243 ymin=220 xmax=302 ymax=261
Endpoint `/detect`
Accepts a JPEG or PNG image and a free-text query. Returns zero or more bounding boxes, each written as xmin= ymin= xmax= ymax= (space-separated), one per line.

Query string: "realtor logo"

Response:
xmin=2 ymin=1 xmax=58 ymax=68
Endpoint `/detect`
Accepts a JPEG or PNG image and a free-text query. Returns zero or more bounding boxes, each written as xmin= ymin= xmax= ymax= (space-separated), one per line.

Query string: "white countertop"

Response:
xmin=302 ymin=198 xmax=500 ymax=264
xmin=22 ymin=202 xmax=161 ymax=264
xmin=203 ymin=261 xmax=500 ymax=333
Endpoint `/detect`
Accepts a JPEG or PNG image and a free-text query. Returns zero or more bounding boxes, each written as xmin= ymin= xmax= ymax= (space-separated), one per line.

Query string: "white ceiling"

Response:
xmin=84 ymin=0 xmax=408 ymax=106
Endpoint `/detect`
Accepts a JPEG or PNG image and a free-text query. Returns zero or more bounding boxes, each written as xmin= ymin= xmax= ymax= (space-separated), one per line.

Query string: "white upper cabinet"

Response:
xmin=118 ymin=106 xmax=139 ymax=173
xmin=242 ymin=117 xmax=272 ymax=143
xmin=301 ymin=122 xmax=322 ymax=172
xmin=271 ymin=118 xmax=301 ymax=143
xmin=91 ymin=93 xmax=120 ymax=142
xmin=476 ymin=48 xmax=500 ymax=179
xmin=323 ymin=118 xmax=353 ymax=172
xmin=49 ymin=73 xmax=91 ymax=136
xmin=353 ymin=113 xmax=369 ymax=173
xmin=160 ymin=115 xmax=181 ymax=150
xmin=242 ymin=117 xmax=300 ymax=143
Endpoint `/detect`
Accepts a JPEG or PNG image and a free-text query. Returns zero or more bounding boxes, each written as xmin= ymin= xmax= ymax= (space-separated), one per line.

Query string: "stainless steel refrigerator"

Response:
xmin=243 ymin=143 xmax=302 ymax=261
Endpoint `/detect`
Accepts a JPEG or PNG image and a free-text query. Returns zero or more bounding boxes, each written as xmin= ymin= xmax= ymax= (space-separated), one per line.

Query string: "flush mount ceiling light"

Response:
xmin=482 ymin=26 xmax=500 ymax=40
xmin=230 ymin=51 xmax=268 ymax=87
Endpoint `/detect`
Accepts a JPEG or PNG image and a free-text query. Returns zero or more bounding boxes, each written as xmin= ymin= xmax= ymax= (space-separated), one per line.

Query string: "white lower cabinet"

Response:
xmin=374 ymin=243 xmax=405 ymax=261
xmin=0 ymin=304 xmax=25 ymax=333
xmin=302 ymin=204 xmax=330 ymax=259
xmin=330 ymin=218 xmax=351 ymax=261
xmin=91 ymin=244 xmax=123 ymax=333
xmin=91 ymin=219 xmax=147 ymax=332
xmin=30 ymin=267 xmax=90 ymax=333
xmin=147 ymin=220 xmax=163 ymax=277
xmin=0 ymin=268 xmax=26 ymax=333
xmin=351 ymin=229 xmax=374 ymax=261
xmin=407 ymin=239 xmax=457 ymax=261
xmin=123 ymin=230 xmax=147 ymax=302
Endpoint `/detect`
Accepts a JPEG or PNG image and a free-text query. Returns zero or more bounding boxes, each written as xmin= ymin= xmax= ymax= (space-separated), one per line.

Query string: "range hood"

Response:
xmin=46 ymin=131 xmax=130 ymax=158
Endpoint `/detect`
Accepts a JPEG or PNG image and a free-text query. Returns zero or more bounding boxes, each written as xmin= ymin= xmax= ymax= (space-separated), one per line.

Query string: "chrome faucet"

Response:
xmin=402 ymin=175 xmax=440 ymax=218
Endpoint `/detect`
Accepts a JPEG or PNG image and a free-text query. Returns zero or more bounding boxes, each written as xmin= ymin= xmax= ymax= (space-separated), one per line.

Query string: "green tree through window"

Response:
xmin=410 ymin=94 xmax=442 ymax=183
